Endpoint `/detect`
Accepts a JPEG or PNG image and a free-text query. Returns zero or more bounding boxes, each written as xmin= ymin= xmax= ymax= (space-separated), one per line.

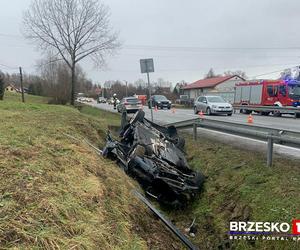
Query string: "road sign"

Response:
xmin=140 ymin=58 xmax=154 ymax=73
xmin=140 ymin=58 xmax=154 ymax=121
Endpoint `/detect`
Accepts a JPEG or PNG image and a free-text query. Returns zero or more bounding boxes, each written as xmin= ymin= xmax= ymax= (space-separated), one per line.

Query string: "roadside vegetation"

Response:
xmin=0 ymin=93 xmax=181 ymax=249
xmin=74 ymin=103 xmax=300 ymax=250
xmin=2 ymin=93 xmax=300 ymax=249
xmin=168 ymin=136 xmax=300 ymax=249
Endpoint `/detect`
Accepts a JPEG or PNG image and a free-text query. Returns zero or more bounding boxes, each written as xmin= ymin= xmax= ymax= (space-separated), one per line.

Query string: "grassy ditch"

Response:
xmin=79 ymin=106 xmax=300 ymax=250
xmin=165 ymin=135 xmax=300 ymax=249
xmin=0 ymin=95 xmax=182 ymax=249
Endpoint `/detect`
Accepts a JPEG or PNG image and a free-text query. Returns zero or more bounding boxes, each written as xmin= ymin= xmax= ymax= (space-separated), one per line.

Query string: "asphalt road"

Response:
xmin=92 ymin=102 xmax=300 ymax=132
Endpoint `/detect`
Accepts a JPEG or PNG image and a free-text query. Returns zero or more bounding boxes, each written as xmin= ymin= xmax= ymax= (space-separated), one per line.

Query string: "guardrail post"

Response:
xmin=267 ymin=134 xmax=274 ymax=167
xmin=193 ymin=123 xmax=197 ymax=141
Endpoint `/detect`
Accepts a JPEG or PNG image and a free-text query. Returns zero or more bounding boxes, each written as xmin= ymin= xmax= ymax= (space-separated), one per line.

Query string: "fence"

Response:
xmin=166 ymin=118 xmax=300 ymax=167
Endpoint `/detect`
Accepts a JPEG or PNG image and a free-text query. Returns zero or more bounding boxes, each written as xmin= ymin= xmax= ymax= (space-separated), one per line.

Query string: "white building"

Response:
xmin=181 ymin=75 xmax=245 ymax=100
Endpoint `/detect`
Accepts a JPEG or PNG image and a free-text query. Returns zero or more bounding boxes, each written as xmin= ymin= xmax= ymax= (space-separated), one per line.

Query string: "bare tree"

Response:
xmin=204 ymin=68 xmax=220 ymax=79
xmin=224 ymin=70 xmax=247 ymax=79
xmin=23 ymin=0 xmax=119 ymax=105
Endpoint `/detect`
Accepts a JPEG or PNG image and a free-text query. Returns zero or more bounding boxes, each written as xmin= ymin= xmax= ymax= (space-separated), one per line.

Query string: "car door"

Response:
xmin=195 ymin=97 xmax=202 ymax=111
xmin=265 ymin=84 xmax=279 ymax=105
xmin=200 ymin=97 xmax=208 ymax=111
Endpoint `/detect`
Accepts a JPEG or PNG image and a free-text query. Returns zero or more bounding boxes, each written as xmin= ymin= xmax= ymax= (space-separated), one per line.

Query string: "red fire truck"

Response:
xmin=234 ymin=79 xmax=300 ymax=117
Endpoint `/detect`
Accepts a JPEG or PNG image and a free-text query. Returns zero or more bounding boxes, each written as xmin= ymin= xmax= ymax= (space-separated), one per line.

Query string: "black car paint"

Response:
xmin=102 ymin=110 xmax=204 ymax=207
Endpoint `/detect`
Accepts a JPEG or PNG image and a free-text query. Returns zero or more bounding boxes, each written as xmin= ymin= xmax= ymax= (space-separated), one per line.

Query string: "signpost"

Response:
xmin=140 ymin=58 xmax=154 ymax=121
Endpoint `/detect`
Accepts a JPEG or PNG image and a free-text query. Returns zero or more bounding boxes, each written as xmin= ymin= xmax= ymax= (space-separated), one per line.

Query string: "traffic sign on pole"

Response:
xmin=140 ymin=58 xmax=154 ymax=121
xmin=140 ymin=58 xmax=154 ymax=73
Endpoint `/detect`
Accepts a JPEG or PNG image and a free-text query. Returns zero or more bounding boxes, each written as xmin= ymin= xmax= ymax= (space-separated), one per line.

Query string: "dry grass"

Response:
xmin=0 ymin=97 xmax=182 ymax=249
xmin=166 ymin=135 xmax=300 ymax=250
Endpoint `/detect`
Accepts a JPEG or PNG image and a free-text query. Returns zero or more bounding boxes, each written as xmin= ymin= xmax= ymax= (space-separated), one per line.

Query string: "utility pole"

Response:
xmin=19 ymin=67 xmax=25 ymax=103
xmin=147 ymin=72 xmax=154 ymax=121
xmin=124 ymin=80 xmax=128 ymax=97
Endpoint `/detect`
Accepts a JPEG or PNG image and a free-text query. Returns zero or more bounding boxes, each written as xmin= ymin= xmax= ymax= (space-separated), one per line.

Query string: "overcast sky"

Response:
xmin=1 ymin=0 xmax=300 ymax=85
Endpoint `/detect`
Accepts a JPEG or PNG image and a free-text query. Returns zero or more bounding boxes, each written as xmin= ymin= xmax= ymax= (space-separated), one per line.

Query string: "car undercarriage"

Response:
xmin=102 ymin=110 xmax=205 ymax=207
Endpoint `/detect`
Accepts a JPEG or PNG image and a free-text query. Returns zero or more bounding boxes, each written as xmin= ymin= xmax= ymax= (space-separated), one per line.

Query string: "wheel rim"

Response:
xmin=207 ymin=108 xmax=211 ymax=115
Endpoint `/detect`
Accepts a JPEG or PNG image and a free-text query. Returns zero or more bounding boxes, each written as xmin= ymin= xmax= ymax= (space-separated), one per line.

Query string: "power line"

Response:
xmin=251 ymin=69 xmax=287 ymax=78
xmin=0 ymin=62 xmax=19 ymax=70
xmin=123 ymin=44 xmax=300 ymax=51
xmin=1 ymin=32 xmax=300 ymax=51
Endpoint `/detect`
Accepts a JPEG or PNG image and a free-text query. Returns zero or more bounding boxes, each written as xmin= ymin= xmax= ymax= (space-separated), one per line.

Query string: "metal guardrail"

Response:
xmin=233 ymin=105 xmax=300 ymax=116
xmin=166 ymin=118 xmax=300 ymax=167
xmin=133 ymin=190 xmax=198 ymax=250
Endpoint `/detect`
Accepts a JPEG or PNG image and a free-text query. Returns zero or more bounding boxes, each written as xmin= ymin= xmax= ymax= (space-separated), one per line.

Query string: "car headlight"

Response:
xmin=169 ymin=100 xmax=171 ymax=104
xmin=212 ymin=105 xmax=217 ymax=108
xmin=157 ymin=101 xmax=161 ymax=104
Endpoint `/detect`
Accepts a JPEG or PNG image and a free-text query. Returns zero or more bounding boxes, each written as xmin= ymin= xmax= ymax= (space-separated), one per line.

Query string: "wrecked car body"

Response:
xmin=102 ymin=110 xmax=204 ymax=206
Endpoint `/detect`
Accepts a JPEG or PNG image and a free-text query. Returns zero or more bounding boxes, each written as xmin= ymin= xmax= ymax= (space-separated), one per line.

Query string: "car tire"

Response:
xmin=273 ymin=111 xmax=282 ymax=117
xmin=194 ymin=106 xmax=198 ymax=114
xmin=240 ymin=108 xmax=251 ymax=114
xmin=206 ymin=107 xmax=211 ymax=115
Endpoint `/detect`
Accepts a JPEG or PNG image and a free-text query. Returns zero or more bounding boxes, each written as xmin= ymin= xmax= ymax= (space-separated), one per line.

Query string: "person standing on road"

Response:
xmin=113 ymin=93 xmax=117 ymax=109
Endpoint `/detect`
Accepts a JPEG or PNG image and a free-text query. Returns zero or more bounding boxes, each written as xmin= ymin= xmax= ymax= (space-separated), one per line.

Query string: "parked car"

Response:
xmin=148 ymin=95 xmax=171 ymax=109
xmin=97 ymin=97 xmax=107 ymax=103
xmin=194 ymin=95 xmax=233 ymax=116
xmin=117 ymin=97 xmax=142 ymax=113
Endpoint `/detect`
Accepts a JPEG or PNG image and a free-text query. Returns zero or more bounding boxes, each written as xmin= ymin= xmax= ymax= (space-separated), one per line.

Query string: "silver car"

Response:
xmin=117 ymin=97 xmax=142 ymax=113
xmin=194 ymin=95 xmax=233 ymax=116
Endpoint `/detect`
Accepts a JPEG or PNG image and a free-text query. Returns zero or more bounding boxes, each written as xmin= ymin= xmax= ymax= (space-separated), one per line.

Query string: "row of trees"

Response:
xmin=0 ymin=56 xmax=98 ymax=104
xmin=101 ymin=80 xmax=176 ymax=101
xmin=204 ymin=68 xmax=247 ymax=79
xmin=0 ymin=62 xmax=248 ymax=103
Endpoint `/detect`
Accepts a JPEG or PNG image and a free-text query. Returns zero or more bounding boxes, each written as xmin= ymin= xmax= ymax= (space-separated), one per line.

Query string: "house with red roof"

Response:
xmin=181 ymin=75 xmax=245 ymax=99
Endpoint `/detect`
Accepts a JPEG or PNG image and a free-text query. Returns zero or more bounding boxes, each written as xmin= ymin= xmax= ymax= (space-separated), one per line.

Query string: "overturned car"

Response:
xmin=102 ymin=110 xmax=204 ymax=206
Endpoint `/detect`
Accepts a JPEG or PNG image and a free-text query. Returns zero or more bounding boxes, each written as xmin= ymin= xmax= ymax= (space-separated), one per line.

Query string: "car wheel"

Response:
xmin=240 ymin=108 xmax=251 ymax=114
xmin=194 ymin=106 xmax=198 ymax=114
xmin=206 ymin=107 xmax=211 ymax=115
xmin=273 ymin=111 xmax=282 ymax=117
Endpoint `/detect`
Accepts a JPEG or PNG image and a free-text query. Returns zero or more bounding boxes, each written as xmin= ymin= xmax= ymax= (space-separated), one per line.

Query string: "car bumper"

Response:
xmin=125 ymin=106 xmax=142 ymax=112
xmin=157 ymin=103 xmax=171 ymax=108
xmin=212 ymin=109 xmax=233 ymax=114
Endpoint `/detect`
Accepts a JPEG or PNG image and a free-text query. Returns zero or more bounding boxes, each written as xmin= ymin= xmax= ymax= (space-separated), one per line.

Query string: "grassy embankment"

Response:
xmin=0 ymin=92 xmax=182 ymax=249
xmin=73 ymin=102 xmax=300 ymax=250
xmin=2 ymin=92 xmax=300 ymax=250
